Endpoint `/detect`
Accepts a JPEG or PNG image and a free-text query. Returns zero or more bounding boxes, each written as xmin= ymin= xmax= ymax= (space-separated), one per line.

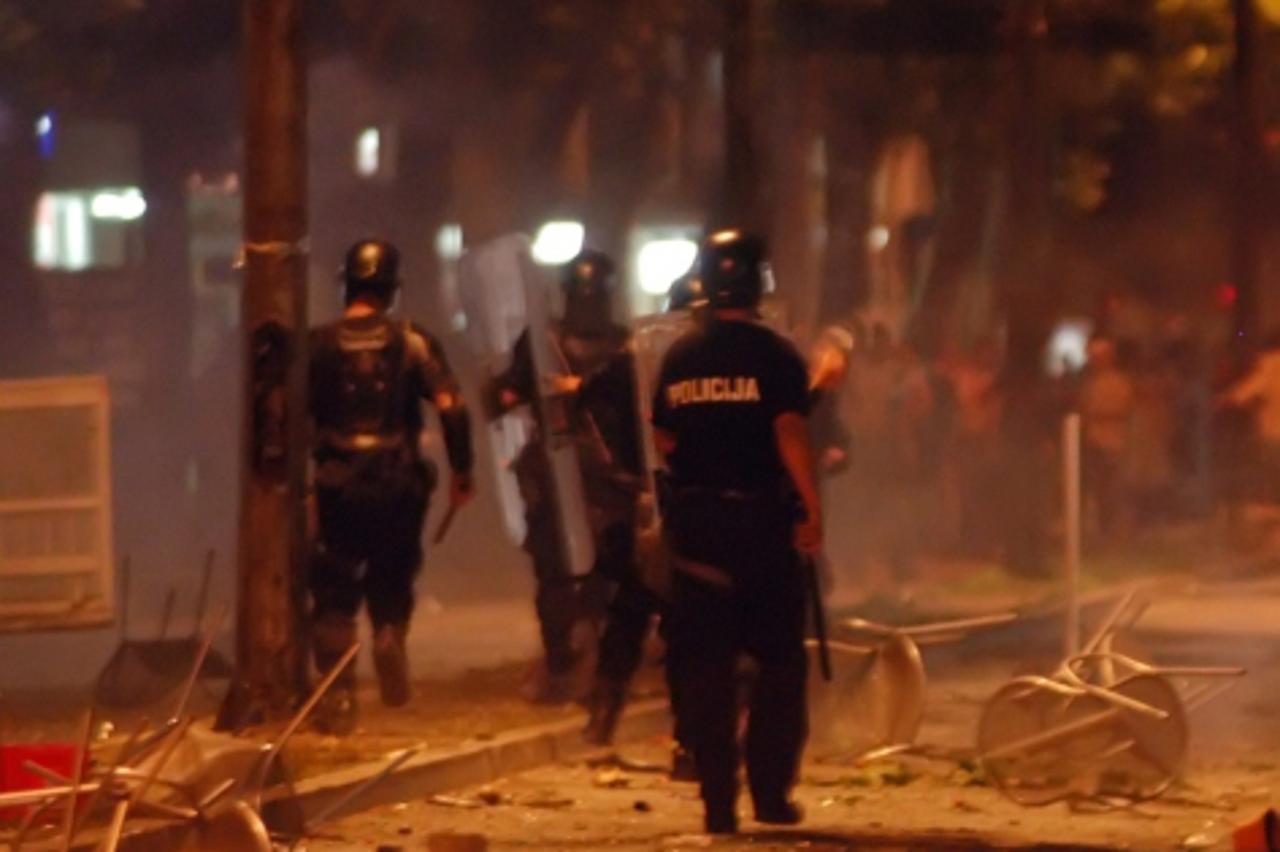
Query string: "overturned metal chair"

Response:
xmin=977 ymin=589 xmax=1245 ymax=808
xmin=807 ymin=612 xmax=1017 ymax=763
xmin=0 ymin=604 xmax=412 ymax=852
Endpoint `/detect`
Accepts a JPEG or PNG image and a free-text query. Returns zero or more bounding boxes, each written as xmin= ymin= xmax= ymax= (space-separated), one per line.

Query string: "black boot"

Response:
xmin=373 ymin=622 xmax=410 ymax=707
xmin=753 ymin=798 xmax=805 ymax=826
xmin=312 ymin=614 xmax=358 ymax=735
xmin=582 ymin=679 xmax=626 ymax=746
xmin=704 ymin=804 xmax=739 ymax=835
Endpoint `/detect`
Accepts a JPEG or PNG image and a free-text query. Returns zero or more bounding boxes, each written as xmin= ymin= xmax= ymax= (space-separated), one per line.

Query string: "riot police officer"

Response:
xmin=309 ymin=239 xmax=475 ymax=734
xmin=652 ymin=230 xmax=822 ymax=834
xmin=582 ymin=272 xmax=707 ymax=751
xmin=487 ymin=250 xmax=643 ymax=704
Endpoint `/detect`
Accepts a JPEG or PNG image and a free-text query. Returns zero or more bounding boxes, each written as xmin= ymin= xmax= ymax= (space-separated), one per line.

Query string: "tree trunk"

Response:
xmin=998 ymin=0 xmax=1054 ymax=580
xmin=218 ymin=0 xmax=310 ymax=729
xmin=1001 ymin=0 xmax=1054 ymax=371
xmin=719 ymin=0 xmax=771 ymax=232
xmin=820 ymin=74 xmax=876 ymax=322
xmin=770 ymin=52 xmax=826 ymax=336
xmin=912 ymin=62 xmax=997 ymax=354
xmin=1231 ymin=0 xmax=1265 ymax=342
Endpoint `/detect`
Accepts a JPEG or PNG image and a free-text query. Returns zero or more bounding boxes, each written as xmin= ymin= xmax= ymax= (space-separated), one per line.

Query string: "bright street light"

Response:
xmin=636 ymin=238 xmax=698 ymax=295
xmin=531 ymin=221 xmax=585 ymax=265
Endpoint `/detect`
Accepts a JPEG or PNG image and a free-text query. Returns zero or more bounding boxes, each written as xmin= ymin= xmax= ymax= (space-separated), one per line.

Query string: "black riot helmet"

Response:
xmin=341 ymin=239 xmax=401 ymax=306
xmin=698 ymin=229 xmax=771 ymax=311
xmin=664 ymin=272 xmax=708 ymax=313
xmin=562 ymin=249 xmax=616 ymax=333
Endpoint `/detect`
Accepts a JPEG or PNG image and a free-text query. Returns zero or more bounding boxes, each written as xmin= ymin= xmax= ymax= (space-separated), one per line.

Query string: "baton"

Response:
xmin=804 ymin=556 xmax=833 ymax=682
xmin=432 ymin=503 xmax=460 ymax=545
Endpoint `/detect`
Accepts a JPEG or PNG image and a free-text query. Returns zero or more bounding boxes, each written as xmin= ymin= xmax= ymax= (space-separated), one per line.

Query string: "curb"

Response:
xmin=286 ymin=697 xmax=672 ymax=825
xmin=111 ymin=698 xmax=672 ymax=850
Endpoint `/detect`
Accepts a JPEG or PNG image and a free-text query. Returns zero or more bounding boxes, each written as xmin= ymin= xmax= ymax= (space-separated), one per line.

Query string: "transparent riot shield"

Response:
xmin=458 ymin=235 xmax=533 ymax=546
xmin=519 ymin=245 xmax=596 ymax=578
xmin=458 ymin=234 xmax=595 ymax=577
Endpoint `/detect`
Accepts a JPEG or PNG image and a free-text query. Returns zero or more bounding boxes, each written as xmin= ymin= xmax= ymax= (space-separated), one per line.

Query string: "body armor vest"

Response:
xmin=311 ymin=317 xmax=421 ymax=458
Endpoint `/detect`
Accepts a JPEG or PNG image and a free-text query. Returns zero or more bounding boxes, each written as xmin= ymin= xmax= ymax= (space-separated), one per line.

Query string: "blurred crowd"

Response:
xmin=812 ymin=318 xmax=1280 ymax=591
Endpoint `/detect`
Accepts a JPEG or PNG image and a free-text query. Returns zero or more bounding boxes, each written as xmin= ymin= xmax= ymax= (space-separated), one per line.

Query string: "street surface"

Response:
xmin=304 ymin=593 xmax=1280 ymax=851
xmin=4 ymin=568 xmax=1278 ymax=850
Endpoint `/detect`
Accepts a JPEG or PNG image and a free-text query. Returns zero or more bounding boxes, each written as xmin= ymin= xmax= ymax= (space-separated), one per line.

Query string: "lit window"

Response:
xmin=355 ymin=127 xmax=381 ymax=177
xmin=32 ymin=187 xmax=145 ymax=271
xmin=90 ymin=188 xmax=147 ymax=221
xmin=531 ymin=221 xmax=585 ymax=265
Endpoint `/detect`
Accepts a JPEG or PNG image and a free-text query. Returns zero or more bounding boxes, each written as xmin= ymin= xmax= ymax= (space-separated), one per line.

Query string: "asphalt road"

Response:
xmin=309 ymin=614 xmax=1280 ymax=851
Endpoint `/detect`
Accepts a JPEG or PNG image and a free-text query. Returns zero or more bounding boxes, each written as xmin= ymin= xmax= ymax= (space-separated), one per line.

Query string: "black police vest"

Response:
xmin=311 ymin=318 xmax=421 ymax=458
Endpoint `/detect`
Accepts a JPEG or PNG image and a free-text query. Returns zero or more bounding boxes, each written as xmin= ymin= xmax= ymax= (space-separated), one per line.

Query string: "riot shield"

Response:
xmin=458 ymin=235 xmax=596 ymax=577
xmin=521 ymin=247 xmax=596 ymax=578
xmin=458 ymin=235 xmax=533 ymax=545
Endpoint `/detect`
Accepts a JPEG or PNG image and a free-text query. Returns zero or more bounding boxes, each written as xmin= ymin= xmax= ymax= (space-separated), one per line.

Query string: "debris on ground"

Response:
xmin=584 ymin=752 xmax=665 ymax=774
xmin=517 ymin=792 xmax=575 ymax=809
xmin=592 ymin=766 xmax=633 ymax=789
xmin=427 ymin=794 xmax=486 ymax=809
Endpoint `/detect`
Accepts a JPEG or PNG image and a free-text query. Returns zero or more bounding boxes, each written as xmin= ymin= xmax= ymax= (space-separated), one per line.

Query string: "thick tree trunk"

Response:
xmin=770 ymin=52 xmax=826 ymax=335
xmin=998 ymin=0 xmax=1054 ymax=579
xmin=719 ymin=0 xmax=771 ymax=232
xmin=218 ymin=0 xmax=310 ymax=728
xmin=820 ymin=83 xmax=876 ymax=322
xmin=912 ymin=62 xmax=997 ymax=354
xmin=1001 ymin=0 xmax=1054 ymax=370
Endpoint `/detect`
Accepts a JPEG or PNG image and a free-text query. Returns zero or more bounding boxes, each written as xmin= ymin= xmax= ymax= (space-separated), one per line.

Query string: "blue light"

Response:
xmin=35 ymin=112 xmax=54 ymax=159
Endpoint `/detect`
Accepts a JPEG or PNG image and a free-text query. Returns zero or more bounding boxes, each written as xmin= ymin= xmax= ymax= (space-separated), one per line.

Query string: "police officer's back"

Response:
xmin=308 ymin=239 xmax=475 ymax=734
xmin=652 ymin=230 xmax=821 ymax=835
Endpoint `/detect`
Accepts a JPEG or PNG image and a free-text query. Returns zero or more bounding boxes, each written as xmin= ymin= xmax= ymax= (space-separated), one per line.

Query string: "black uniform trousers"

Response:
xmin=664 ymin=488 xmax=808 ymax=820
xmin=311 ymin=457 xmax=433 ymax=628
xmin=591 ymin=516 xmax=647 ymax=680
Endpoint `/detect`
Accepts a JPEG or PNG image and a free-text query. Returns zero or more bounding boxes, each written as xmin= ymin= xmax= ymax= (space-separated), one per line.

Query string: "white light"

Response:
xmin=435 ymin=223 xmax=464 ymax=260
xmin=1046 ymin=319 xmax=1093 ymax=377
xmin=63 ymin=197 xmax=89 ymax=270
xmin=636 ymin=239 xmax=697 ymax=295
xmin=35 ymin=114 xmax=52 ymax=137
xmin=531 ymin=221 xmax=585 ymax=265
xmin=867 ymin=225 xmax=891 ymax=252
xmin=90 ymin=188 xmax=147 ymax=221
xmin=355 ymin=127 xmax=380 ymax=177
xmin=33 ymin=194 xmax=58 ymax=269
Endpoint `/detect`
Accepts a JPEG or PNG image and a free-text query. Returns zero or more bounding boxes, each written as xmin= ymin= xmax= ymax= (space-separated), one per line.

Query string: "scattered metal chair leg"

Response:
xmin=246 ymin=642 xmax=361 ymax=811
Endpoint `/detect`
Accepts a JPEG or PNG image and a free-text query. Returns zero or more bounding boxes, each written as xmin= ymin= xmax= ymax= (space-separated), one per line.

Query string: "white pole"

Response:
xmin=1063 ymin=412 xmax=1082 ymax=658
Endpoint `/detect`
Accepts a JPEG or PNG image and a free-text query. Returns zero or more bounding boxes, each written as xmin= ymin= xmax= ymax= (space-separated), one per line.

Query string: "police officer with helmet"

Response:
xmin=652 ymin=229 xmax=821 ymax=834
xmin=487 ymin=249 xmax=643 ymax=704
xmin=308 ymin=239 xmax=476 ymax=734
